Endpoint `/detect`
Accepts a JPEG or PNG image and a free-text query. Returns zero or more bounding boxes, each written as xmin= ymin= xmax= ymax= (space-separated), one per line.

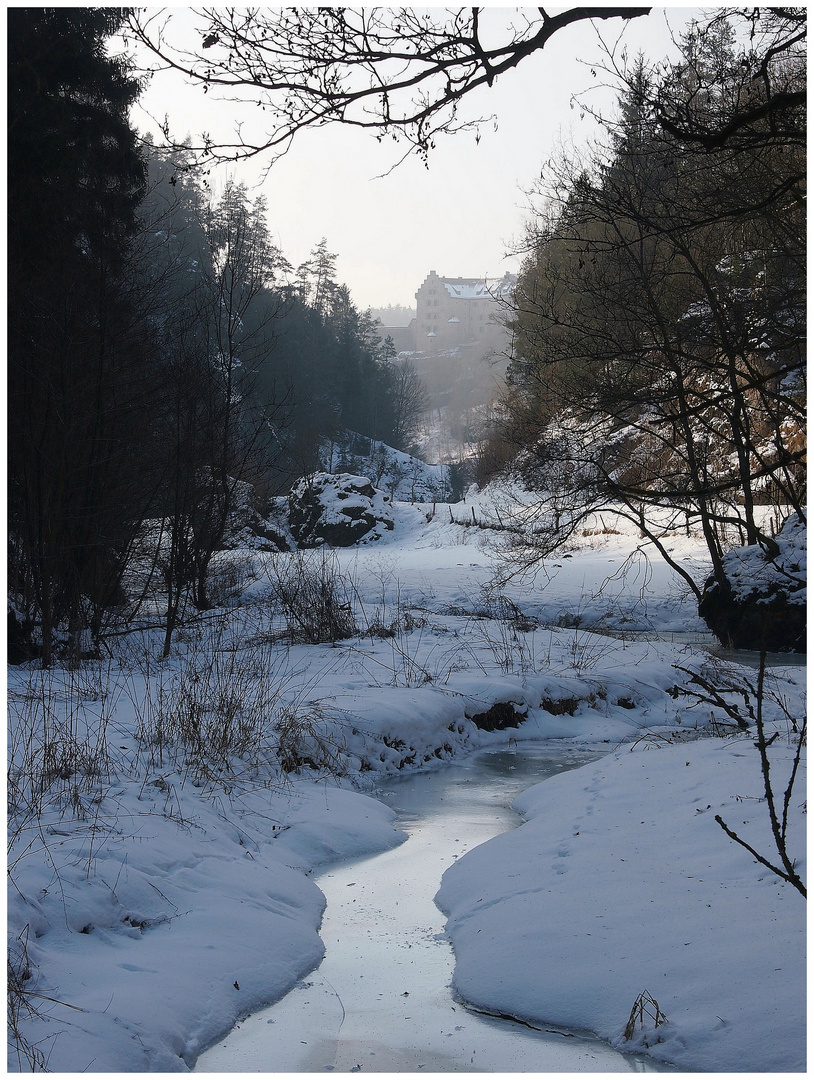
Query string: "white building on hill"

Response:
xmin=378 ymin=270 xmax=516 ymax=355
xmin=414 ymin=270 xmax=515 ymax=353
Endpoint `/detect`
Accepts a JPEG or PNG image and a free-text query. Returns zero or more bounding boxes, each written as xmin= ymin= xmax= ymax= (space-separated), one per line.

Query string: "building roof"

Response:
xmin=439 ymin=273 xmax=516 ymax=301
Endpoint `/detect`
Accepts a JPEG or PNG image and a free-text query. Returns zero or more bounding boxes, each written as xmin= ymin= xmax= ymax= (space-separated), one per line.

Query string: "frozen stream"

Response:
xmin=197 ymin=746 xmax=666 ymax=1072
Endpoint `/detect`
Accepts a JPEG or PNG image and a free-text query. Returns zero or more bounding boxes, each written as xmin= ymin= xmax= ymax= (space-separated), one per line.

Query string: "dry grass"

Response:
xmin=624 ymin=990 xmax=668 ymax=1042
xmin=7 ymin=664 xmax=119 ymax=825
xmin=8 ymin=928 xmax=52 ymax=1071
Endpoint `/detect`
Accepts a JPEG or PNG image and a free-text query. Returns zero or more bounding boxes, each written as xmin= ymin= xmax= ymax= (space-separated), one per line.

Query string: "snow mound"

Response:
xmin=437 ymin=725 xmax=806 ymax=1072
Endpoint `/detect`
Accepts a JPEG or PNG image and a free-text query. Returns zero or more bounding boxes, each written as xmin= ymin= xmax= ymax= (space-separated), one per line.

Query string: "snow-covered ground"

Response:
xmin=7 ymin=486 xmax=806 ymax=1071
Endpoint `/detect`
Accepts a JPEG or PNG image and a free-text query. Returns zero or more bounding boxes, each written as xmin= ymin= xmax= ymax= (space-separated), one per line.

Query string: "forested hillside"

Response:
xmin=480 ymin=11 xmax=805 ymax=611
xmin=8 ymin=9 xmax=428 ymax=667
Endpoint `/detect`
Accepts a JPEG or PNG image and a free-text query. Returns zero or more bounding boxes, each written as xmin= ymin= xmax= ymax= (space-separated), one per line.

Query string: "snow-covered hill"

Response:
xmin=320 ymin=431 xmax=458 ymax=502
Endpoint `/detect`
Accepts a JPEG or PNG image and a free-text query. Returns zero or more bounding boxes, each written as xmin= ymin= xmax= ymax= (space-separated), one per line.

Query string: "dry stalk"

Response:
xmin=624 ymin=990 xmax=668 ymax=1041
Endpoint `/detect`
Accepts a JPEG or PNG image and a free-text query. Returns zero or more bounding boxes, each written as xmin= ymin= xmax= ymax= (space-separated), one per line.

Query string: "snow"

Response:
xmin=720 ymin=510 xmax=806 ymax=605
xmin=441 ymin=276 xmax=515 ymax=301
xmin=8 ymin=483 xmax=806 ymax=1072
xmin=437 ymin=731 xmax=807 ymax=1072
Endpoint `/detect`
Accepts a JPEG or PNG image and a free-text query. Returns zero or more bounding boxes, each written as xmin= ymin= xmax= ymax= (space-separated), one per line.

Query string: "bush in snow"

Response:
xmin=267 ymin=548 xmax=358 ymax=644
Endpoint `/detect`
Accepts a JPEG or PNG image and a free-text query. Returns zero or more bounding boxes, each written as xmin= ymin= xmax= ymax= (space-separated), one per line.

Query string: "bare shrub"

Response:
xmin=126 ymin=616 xmax=350 ymax=782
xmin=267 ymin=549 xmax=358 ymax=644
xmin=275 ymin=701 xmax=348 ymax=775
xmin=674 ymin=654 xmax=806 ymax=897
xmin=477 ymin=613 xmax=536 ymax=675
xmin=205 ymin=552 xmax=262 ymax=608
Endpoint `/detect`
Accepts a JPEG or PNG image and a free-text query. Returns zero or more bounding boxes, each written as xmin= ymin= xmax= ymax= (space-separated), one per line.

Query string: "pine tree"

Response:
xmin=8 ymin=8 xmax=148 ymax=663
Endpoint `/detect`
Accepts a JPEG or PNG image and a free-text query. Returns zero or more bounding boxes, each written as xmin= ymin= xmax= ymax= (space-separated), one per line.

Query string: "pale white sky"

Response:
xmin=130 ymin=7 xmax=698 ymax=310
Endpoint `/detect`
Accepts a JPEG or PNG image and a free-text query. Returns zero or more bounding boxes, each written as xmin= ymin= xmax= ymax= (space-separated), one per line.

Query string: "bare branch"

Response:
xmin=129 ymin=7 xmax=651 ymax=165
xmin=715 ymin=813 xmax=806 ymax=896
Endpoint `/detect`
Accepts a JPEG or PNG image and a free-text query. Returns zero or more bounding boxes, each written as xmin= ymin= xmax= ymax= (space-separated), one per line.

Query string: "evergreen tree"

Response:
xmin=295 ymin=238 xmax=339 ymax=315
xmin=8 ymin=8 xmax=147 ymax=663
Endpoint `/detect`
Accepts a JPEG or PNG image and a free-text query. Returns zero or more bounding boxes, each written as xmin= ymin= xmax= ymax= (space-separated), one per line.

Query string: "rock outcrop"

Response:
xmin=288 ymin=472 xmax=394 ymax=548
xmin=699 ymin=513 xmax=806 ymax=652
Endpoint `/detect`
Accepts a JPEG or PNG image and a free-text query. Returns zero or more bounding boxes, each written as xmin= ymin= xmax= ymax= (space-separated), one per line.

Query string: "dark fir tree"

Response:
xmin=8 ymin=8 xmax=148 ymax=663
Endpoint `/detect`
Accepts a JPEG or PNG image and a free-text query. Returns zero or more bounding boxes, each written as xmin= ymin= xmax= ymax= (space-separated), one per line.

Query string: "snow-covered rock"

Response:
xmin=699 ymin=512 xmax=806 ymax=651
xmin=320 ymin=431 xmax=456 ymax=503
xmin=288 ymin=472 xmax=394 ymax=547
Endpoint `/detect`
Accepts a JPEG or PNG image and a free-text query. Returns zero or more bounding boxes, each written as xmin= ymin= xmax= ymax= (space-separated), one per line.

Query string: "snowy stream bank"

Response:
xmin=9 ymin=496 xmax=805 ymax=1072
xmin=197 ymin=745 xmax=664 ymax=1072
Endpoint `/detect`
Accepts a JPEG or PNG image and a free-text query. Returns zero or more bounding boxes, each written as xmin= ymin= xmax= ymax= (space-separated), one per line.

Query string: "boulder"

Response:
xmin=288 ymin=472 xmax=394 ymax=548
xmin=699 ymin=513 xmax=806 ymax=653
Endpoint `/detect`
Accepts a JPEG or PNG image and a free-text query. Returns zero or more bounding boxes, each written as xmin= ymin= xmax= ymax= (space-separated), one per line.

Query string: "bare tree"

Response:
xmin=129 ymin=7 xmax=649 ymax=165
xmin=389 ymin=357 xmax=429 ymax=451
xmin=135 ymin=162 xmax=290 ymax=653
xmin=189 ymin=181 xmax=288 ymax=610
xmin=492 ymin=16 xmax=804 ymax=598
xmin=155 ymin=291 xmax=211 ymax=658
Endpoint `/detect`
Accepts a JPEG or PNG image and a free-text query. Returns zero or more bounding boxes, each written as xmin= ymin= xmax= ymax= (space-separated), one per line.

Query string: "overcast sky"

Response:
xmin=130 ymin=7 xmax=698 ymax=312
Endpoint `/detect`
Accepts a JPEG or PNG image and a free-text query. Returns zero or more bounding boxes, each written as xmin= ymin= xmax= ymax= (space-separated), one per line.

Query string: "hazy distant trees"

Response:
xmin=129 ymin=7 xmax=649 ymax=165
xmin=369 ymin=305 xmax=416 ymax=327
xmin=487 ymin=10 xmax=805 ymax=595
